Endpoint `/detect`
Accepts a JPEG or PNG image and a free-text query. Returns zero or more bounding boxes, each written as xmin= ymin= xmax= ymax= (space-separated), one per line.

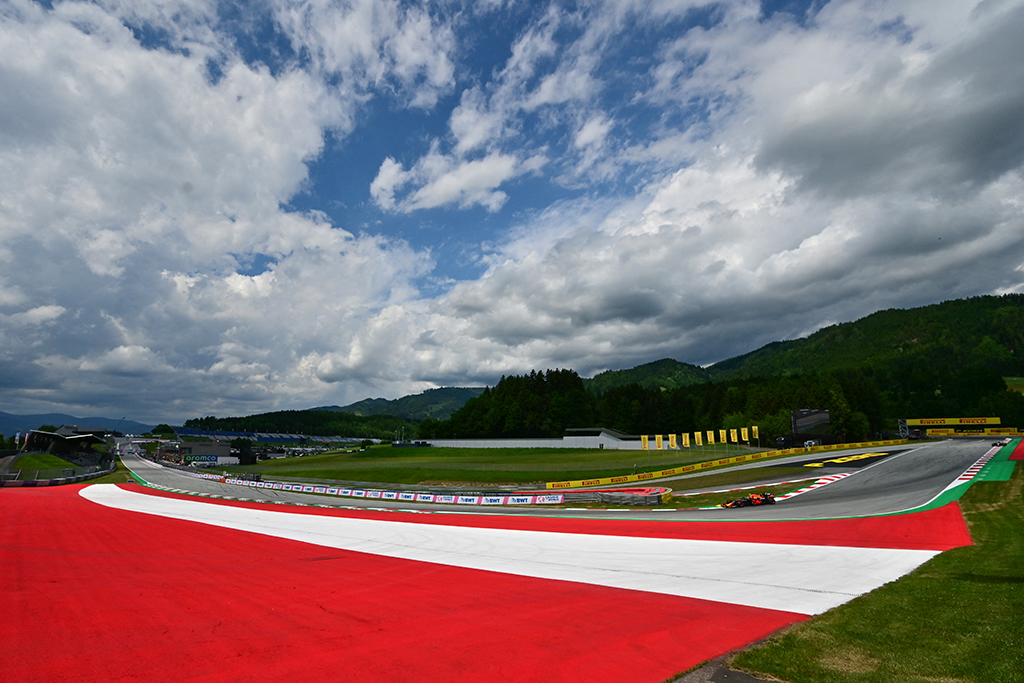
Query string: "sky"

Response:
xmin=1 ymin=0 xmax=1023 ymax=424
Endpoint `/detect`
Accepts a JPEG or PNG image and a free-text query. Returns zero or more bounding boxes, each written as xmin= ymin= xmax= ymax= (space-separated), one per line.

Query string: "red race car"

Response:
xmin=721 ymin=492 xmax=776 ymax=508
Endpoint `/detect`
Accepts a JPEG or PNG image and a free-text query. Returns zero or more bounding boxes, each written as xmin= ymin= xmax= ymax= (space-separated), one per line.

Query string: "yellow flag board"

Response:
xmin=656 ymin=434 xmax=664 ymax=450
xmin=752 ymin=425 xmax=759 ymax=439
xmin=681 ymin=433 xmax=690 ymax=448
xmin=741 ymin=427 xmax=749 ymax=441
xmin=730 ymin=429 xmax=738 ymax=443
xmin=719 ymin=429 xmax=727 ymax=444
xmin=669 ymin=434 xmax=677 ymax=449
xmin=641 ymin=435 xmax=649 ymax=450
xmin=694 ymin=431 xmax=702 ymax=446
xmin=706 ymin=430 xmax=715 ymax=445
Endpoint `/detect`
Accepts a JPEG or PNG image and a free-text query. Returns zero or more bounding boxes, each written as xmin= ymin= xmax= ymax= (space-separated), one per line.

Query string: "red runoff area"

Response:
xmin=1010 ymin=439 xmax=1024 ymax=461
xmin=1 ymin=484 xmax=970 ymax=683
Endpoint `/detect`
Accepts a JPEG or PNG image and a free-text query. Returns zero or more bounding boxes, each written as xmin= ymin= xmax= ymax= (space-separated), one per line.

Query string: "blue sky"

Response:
xmin=1 ymin=0 xmax=1022 ymax=424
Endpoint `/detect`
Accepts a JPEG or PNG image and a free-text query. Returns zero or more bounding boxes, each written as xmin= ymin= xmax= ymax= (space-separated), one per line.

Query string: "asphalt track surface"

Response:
xmin=0 ymin=439 xmax=998 ymax=683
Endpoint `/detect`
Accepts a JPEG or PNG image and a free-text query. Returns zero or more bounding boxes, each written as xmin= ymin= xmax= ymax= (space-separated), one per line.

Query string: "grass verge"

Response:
xmin=731 ymin=464 xmax=1024 ymax=683
xmin=11 ymin=453 xmax=77 ymax=470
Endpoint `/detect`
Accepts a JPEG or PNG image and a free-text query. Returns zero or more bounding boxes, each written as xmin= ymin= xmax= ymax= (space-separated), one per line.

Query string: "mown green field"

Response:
xmin=733 ymin=464 xmax=1024 ymax=683
xmin=11 ymin=453 xmax=77 ymax=470
xmin=222 ymin=443 xmax=762 ymax=485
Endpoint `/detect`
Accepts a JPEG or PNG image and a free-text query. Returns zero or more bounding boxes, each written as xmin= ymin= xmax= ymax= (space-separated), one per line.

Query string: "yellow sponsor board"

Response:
xmin=741 ymin=427 xmax=749 ymax=442
xmin=694 ymin=431 xmax=702 ymax=446
xmin=730 ymin=428 xmax=738 ymax=443
xmin=641 ymin=435 xmax=649 ymax=450
xmin=706 ymin=430 xmax=715 ymax=445
xmin=656 ymin=434 xmax=664 ymax=450
xmin=546 ymin=439 xmax=908 ymax=489
xmin=681 ymin=433 xmax=689 ymax=448
xmin=906 ymin=417 xmax=1001 ymax=426
xmin=752 ymin=425 xmax=759 ymax=439
xmin=927 ymin=427 xmax=1020 ymax=437
xmin=669 ymin=434 xmax=677 ymax=449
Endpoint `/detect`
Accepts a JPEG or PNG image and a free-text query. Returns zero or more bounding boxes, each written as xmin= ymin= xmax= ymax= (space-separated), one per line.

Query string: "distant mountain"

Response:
xmin=315 ymin=387 xmax=486 ymax=421
xmin=705 ymin=294 xmax=1023 ymax=381
xmin=584 ymin=358 xmax=711 ymax=394
xmin=0 ymin=411 xmax=154 ymax=437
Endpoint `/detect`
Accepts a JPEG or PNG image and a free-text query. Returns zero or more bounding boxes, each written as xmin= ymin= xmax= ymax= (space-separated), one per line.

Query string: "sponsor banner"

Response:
xmin=398 ymin=492 xmax=416 ymax=501
xmin=656 ymin=434 xmax=664 ymax=450
xmin=533 ymin=494 xmax=564 ymax=504
xmin=457 ymin=496 xmax=480 ymax=505
xmin=928 ymin=427 xmax=1020 ymax=436
xmin=741 ymin=427 xmax=749 ymax=442
xmin=184 ymin=454 xmax=218 ymax=463
xmin=313 ymin=487 xmax=326 ymax=494
xmin=907 ymin=417 xmax=1001 ymax=426
xmin=641 ymin=435 xmax=649 ymax=450
xmin=681 ymin=433 xmax=690 ymax=448
xmin=351 ymin=489 xmax=366 ymax=497
xmin=435 ymin=494 xmax=458 ymax=504
xmin=694 ymin=431 xmax=702 ymax=447
xmin=707 ymin=430 xmax=715 ymax=445
xmin=507 ymin=495 xmax=533 ymax=505
xmin=481 ymin=496 xmax=506 ymax=505
xmin=669 ymin=434 xmax=677 ymax=449
xmin=272 ymin=483 xmax=282 ymax=490
xmin=382 ymin=491 xmax=399 ymax=500
xmin=365 ymin=490 xmax=381 ymax=499
xmin=730 ymin=429 xmax=738 ymax=444
xmin=719 ymin=430 xmax=727 ymax=444
xmin=301 ymin=485 xmax=315 ymax=493
xmin=415 ymin=493 xmax=435 ymax=502
xmin=326 ymin=487 xmax=338 ymax=495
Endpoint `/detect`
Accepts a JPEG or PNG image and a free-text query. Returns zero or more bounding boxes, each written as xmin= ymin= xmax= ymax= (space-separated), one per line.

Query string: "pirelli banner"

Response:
xmin=907 ymin=417 xmax=1001 ymax=426
xmin=927 ymin=427 xmax=1020 ymax=437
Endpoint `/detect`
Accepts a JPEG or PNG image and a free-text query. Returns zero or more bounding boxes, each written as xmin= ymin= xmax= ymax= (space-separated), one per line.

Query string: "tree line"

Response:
xmin=419 ymin=361 xmax=1024 ymax=444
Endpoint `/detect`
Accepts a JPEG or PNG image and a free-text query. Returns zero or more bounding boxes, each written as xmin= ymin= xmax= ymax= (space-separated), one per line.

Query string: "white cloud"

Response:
xmin=1 ymin=0 xmax=1023 ymax=423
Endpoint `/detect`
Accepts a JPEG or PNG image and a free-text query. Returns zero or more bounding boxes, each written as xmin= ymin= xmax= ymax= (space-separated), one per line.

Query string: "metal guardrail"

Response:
xmin=1 ymin=463 xmax=115 ymax=484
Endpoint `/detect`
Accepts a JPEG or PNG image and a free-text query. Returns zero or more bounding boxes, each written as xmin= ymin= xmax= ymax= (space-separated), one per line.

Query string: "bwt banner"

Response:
xmin=220 ymin=478 xmax=563 ymax=505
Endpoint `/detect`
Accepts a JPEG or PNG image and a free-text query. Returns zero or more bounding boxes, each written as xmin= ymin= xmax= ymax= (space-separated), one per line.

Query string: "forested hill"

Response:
xmin=705 ymin=294 xmax=1023 ymax=381
xmin=424 ymin=295 xmax=1024 ymax=443
xmin=184 ymin=410 xmax=417 ymax=441
xmin=584 ymin=358 xmax=710 ymax=393
xmin=314 ymin=387 xmax=485 ymax=421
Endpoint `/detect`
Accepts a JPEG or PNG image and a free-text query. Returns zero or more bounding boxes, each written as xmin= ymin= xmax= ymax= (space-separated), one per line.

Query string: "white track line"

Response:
xmin=81 ymin=485 xmax=938 ymax=615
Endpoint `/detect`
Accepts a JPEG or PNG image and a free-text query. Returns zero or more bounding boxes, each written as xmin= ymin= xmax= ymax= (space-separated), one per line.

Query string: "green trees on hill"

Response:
xmin=183 ymin=410 xmax=417 ymax=441
xmin=420 ymin=369 xmax=594 ymax=438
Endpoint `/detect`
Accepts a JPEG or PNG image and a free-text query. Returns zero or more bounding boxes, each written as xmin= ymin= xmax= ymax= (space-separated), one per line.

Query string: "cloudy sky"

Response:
xmin=1 ymin=0 xmax=1022 ymax=424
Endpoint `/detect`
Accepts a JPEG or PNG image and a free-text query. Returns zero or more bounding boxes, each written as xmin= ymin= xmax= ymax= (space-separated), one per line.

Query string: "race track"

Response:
xmin=0 ymin=438 xmax=1003 ymax=682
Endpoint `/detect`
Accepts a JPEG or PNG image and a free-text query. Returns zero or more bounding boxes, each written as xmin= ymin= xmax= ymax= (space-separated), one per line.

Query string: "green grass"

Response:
xmin=221 ymin=444 xmax=766 ymax=486
xmin=11 ymin=453 xmax=77 ymax=469
xmin=671 ymin=466 xmax=813 ymax=492
xmin=1004 ymin=376 xmax=1024 ymax=393
xmin=672 ymin=481 xmax=808 ymax=509
xmin=732 ymin=465 xmax=1024 ymax=683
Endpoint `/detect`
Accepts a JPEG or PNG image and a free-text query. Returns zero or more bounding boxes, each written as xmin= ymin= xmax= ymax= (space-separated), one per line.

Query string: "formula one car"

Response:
xmin=721 ymin=492 xmax=776 ymax=508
